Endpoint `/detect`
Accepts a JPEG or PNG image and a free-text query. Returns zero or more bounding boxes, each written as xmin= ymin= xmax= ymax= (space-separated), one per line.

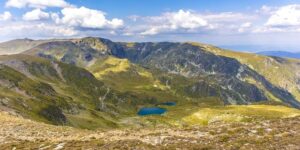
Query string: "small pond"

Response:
xmin=159 ymin=102 xmax=176 ymax=106
xmin=137 ymin=102 xmax=176 ymax=116
xmin=137 ymin=107 xmax=167 ymax=116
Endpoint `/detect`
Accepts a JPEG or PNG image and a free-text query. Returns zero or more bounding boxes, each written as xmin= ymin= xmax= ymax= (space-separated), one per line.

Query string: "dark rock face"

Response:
xmin=121 ymin=43 xmax=241 ymax=76
xmin=40 ymin=105 xmax=67 ymax=125
xmin=184 ymin=81 xmax=219 ymax=98
xmin=117 ymin=42 xmax=298 ymax=106
xmin=37 ymin=53 xmax=54 ymax=60
xmin=244 ymin=68 xmax=300 ymax=108
xmin=219 ymin=77 xmax=267 ymax=104
xmin=84 ymin=53 xmax=93 ymax=61
xmin=115 ymin=43 xmax=268 ymax=104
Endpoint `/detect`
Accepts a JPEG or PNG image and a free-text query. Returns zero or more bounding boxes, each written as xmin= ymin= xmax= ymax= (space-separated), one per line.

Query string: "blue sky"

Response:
xmin=1 ymin=0 xmax=300 ymax=52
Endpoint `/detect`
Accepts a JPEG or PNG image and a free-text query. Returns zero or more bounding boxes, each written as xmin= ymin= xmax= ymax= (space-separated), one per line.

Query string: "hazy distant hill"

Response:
xmin=257 ymin=51 xmax=300 ymax=59
xmin=0 ymin=39 xmax=44 ymax=55
xmin=0 ymin=38 xmax=70 ymax=55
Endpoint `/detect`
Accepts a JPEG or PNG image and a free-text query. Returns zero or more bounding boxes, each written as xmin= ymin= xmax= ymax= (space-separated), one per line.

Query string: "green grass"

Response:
xmin=120 ymin=98 xmax=300 ymax=128
xmin=182 ymin=105 xmax=300 ymax=126
xmin=88 ymin=56 xmax=167 ymax=92
xmin=2 ymin=53 xmax=300 ymax=130
xmin=0 ymin=55 xmax=139 ymax=129
xmin=189 ymin=42 xmax=300 ymax=102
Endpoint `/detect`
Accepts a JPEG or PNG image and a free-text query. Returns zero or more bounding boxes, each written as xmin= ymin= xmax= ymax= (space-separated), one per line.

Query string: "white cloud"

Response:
xmin=57 ymin=6 xmax=124 ymax=29
xmin=140 ymin=10 xmax=208 ymax=35
xmin=5 ymin=0 xmax=72 ymax=9
xmin=0 ymin=11 xmax=12 ymax=21
xmin=138 ymin=10 xmax=256 ymax=36
xmin=0 ymin=22 xmax=78 ymax=38
xmin=0 ymin=5 xmax=125 ymax=41
xmin=203 ymin=12 xmax=251 ymax=23
xmin=166 ymin=10 xmax=208 ymax=29
xmin=22 ymin=9 xmax=49 ymax=21
xmin=141 ymin=27 xmax=161 ymax=35
xmin=241 ymin=22 xmax=252 ymax=28
xmin=256 ymin=5 xmax=276 ymax=15
xmin=50 ymin=13 xmax=60 ymax=23
xmin=1 ymin=3 xmax=300 ymax=51
xmin=36 ymin=23 xmax=78 ymax=36
xmin=266 ymin=5 xmax=300 ymax=27
xmin=238 ymin=22 xmax=252 ymax=33
xmin=128 ymin=15 xmax=140 ymax=22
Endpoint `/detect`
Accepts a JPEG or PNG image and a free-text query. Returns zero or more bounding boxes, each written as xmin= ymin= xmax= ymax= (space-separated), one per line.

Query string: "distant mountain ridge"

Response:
xmin=257 ymin=51 xmax=300 ymax=59
xmin=20 ymin=37 xmax=300 ymax=107
xmin=1 ymin=37 xmax=300 ymax=129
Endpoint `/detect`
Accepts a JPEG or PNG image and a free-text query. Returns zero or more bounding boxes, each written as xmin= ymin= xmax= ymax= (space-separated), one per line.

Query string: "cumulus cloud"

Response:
xmin=5 ymin=0 xmax=72 ymax=9
xmin=203 ymin=12 xmax=251 ymax=23
xmin=238 ymin=22 xmax=252 ymax=33
xmin=1 ymin=2 xmax=300 ymax=51
xmin=0 ymin=4 xmax=124 ymax=41
xmin=57 ymin=6 xmax=124 ymax=29
xmin=0 ymin=22 xmax=78 ymax=39
xmin=22 ymin=9 xmax=49 ymax=21
xmin=255 ymin=5 xmax=278 ymax=15
xmin=251 ymin=4 xmax=300 ymax=33
xmin=266 ymin=5 xmax=300 ymax=27
xmin=141 ymin=10 xmax=208 ymax=35
xmin=0 ymin=11 xmax=12 ymax=21
xmin=165 ymin=10 xmax=208 ymax=29
xmin=138 ymin=10 xmax=256 ymax=36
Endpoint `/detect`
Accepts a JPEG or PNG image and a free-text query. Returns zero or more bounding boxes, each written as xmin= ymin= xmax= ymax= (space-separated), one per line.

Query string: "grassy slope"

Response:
xmin=86 ymin=53 xmax=300 ymax=128
xmin=88 ymin=56 xmax=164 ymax=91
xmin=87 ymin=56 xmax=182 ymax=104
xmin=190 ymin=42 xmax=300 ymax=102
xmin=2 ymin=38 xmax=300 ymax=129
xmin=119 ymin=100 xmax=300 ymax=128
xmin=182 ymin=105 xmax=300 ymax=126
xmin=0 ymin=55 xmax=133 ymax=129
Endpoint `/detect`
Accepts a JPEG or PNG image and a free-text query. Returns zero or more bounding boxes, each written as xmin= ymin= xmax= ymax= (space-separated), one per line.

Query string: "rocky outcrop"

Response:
xmin=118 ymin=42 xmax=296 ymax=106
xmin=40 ymin=105 xmax=67 ymax=125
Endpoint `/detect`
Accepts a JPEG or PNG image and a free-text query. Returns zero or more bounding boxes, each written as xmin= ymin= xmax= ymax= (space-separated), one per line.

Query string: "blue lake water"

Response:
xmin=137 ymin=107 xmax=167 ymax=116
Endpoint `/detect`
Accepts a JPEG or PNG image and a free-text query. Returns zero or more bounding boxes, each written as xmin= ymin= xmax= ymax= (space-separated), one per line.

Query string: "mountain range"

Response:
xmin=0 ymin=37 xmax=300 ymax=129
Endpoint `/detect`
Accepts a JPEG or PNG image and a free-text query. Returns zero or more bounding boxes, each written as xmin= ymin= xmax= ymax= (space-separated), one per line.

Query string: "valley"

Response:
xmin=0 ymin=37 xmax=300 ymax=149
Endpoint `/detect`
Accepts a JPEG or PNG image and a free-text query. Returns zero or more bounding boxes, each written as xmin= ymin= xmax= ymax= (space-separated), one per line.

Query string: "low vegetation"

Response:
xmin=1 ymin=110 xmax=300 ymax=149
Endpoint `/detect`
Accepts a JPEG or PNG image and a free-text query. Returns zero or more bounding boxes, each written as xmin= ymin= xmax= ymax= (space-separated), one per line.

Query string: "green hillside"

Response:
xmin=192 ymin=42 xmax=300 ymax=102
xmin=0 ymin=37 xmax=300 ymax=130
xmin=0 ymin=55 xmax=140 ymax=129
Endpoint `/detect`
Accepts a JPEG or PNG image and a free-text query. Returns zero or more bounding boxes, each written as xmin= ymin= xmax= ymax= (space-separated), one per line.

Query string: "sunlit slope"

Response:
xmin=122 ymin=100 xmax=300 ymax=127
xmin=182 ymin=105 xmax=300 ymax=126
xmin=87 ymin=56 xmax=189 ymax=108
xmin=191 ymin=43 xmax=300 ymax=102
xmin=0 ymin=54 xmax=195 ymax=129
xmin=0 ymin=54 xmax=143 ymax=129
xmin=88 ymin=56 xmax=166 ymax=92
